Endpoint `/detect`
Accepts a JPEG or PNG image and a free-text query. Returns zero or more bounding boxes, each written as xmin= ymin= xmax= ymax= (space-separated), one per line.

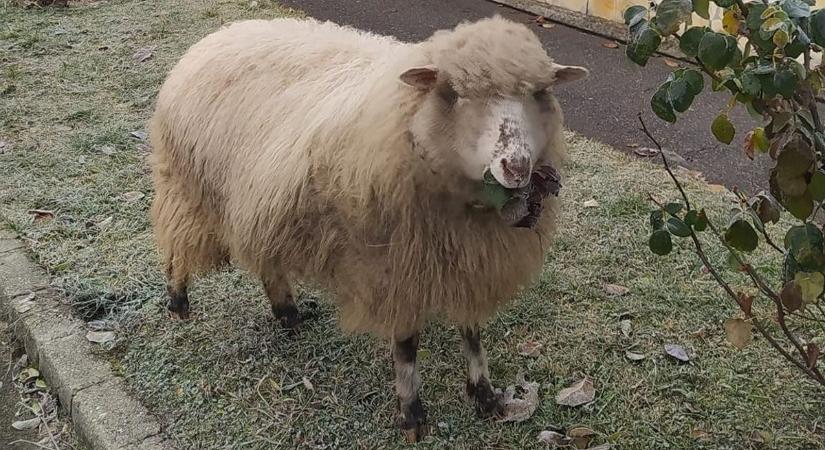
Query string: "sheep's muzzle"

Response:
xmin=500 ymin=164 xmax=561 ymax=229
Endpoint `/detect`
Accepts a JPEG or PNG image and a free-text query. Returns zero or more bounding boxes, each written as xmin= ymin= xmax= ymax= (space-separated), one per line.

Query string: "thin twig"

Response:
xmin=638 ymin=114 xmax=691 ymax=210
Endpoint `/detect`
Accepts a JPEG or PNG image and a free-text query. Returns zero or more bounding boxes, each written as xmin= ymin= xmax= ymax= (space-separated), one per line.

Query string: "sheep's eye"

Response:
xmin=437 ymin=82 xmax=458 ymax=106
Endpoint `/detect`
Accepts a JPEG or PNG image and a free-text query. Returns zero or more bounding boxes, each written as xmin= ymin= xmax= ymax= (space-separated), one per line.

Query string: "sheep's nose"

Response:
xmin=499 ymin=155 xmax=532 ymax=187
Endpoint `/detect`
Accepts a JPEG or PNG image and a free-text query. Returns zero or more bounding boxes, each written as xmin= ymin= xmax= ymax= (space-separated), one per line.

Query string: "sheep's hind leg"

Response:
xmin=393 ymin=333 xmax=428 ymax=443
xmin=165 ymin=261 xmax=190 ymax=321
xmin=461 ymin=325 xmax=504 ymax=418
xmin=262 ymin=271 xmax=303 ymax=332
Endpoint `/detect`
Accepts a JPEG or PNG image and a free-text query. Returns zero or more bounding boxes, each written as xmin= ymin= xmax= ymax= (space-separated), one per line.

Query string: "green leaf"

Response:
xmin=481 ymin=170 xmax=516 ymax=210
xmin=752 ymin=127 xmax=769 ymax=152
xmin=694 ymin=209 xmax=708 ymax=231
xmin=692 ymin=0 xmax=710 ymax=19
xmin=785 ymin=190 xmax=814 ymax=220
xmin=627 ymin=23 xmax=662 ymax=66
xmin=747 ymin=3 xmax=768 ymax=31
xmin=664 ymin=202 xmax=683 ymax=215
xmin=761 ymin=17 xmax=786 ymax=33
xmin=711 ymin=113 xmax=735 ymax=144
xmin=811 ymin=9 xmax=825 ymax=47
xmin=774 ymin=69 xmax=798 ymax=98
xmin=684 ymin=209 xmax=699 ymax=226
xmin=668 ymin=78 xmax=693 ymax=112
xmin=651 ymin=84 xmax=677 ymax=122
xmin=624 ymin=5 xmax=648 ymax=27
xmin=740 ymin=70 xmax=762 ymax=97
xmin=649 ymin=229 xmax=673 ymax=255
xmin=655 ymin=0 xmax=693 ymax=35
xmin=667 ymin=217 xmax=692 ymax=237
xmin=680 ymin=27 xmax=708 ymax=57
xmin=794 ymin=271 xmax=824 ymax=303
xmin=698 ymin=32 xmax=737 ymax=71
xmin=713 ymin=0 xmax=735 ymax=7
xmin=725 ymin=219 xmax=759 ymax=252
xmin=650 ymin=209 xmax=665 ymax=229
xmin=780 ymin=0 xmax=811 ymax=18
xmin=810 ymin=171 xmax=825 ymax=201
xmin=784 ymin=223 xmax=825 ymax=272
xmin=683 ymin=69 xmax=704 ymax=95
xmin=773 ymin=29 xmax=790 ymax=47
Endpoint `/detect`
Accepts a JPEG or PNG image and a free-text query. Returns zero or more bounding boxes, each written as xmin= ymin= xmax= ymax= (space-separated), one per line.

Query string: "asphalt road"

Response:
xmin=279 ymin=0 xmax=771 ymax=192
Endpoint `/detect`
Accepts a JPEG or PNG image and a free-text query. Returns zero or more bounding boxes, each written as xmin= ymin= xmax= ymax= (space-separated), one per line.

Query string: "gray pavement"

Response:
xmin=279 ymin=0 xmax=769 ymax=192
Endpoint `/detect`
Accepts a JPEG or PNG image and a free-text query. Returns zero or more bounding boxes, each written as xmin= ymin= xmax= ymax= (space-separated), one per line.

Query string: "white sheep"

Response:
xmin=149 ymin=15 xmax=587 ymax=442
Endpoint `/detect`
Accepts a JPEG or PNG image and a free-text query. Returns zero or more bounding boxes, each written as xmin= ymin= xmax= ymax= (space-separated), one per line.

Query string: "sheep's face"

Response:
xmin=401 ymin=64 xmax=588 ymax=189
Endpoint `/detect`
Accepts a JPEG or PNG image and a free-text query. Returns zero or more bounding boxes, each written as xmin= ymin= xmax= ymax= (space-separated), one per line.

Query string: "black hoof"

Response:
xmin=399 ymin=397 xmax=428 ymax=443
xmin=272 ymin=304 xmax=303 ymax=332
xmin=466 ymin=378 xmax=504 ymax=419
xmin=167 ymin=287 xmax=190 ymax=321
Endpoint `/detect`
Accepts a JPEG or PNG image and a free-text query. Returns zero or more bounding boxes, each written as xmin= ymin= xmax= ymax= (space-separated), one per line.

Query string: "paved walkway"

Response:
xmin=279 ymin=0 xmax=769 ymax=192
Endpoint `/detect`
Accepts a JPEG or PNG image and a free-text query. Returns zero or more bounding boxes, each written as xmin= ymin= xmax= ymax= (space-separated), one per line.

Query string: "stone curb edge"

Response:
xmin=0 ymin=228 xmax=174 ymax=450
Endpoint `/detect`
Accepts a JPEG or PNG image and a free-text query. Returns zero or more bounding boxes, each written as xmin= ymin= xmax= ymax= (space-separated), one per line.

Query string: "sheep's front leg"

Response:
xmin=393 ymin=333 xmax=428 ymax=443
xmin=461 ymin=326 xmax=504 ymax=418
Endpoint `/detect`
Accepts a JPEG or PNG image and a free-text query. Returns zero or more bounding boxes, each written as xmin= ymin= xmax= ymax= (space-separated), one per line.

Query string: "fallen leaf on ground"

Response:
xmin=633 ymin=147 xmax=660 ymax=157
xmin=541 ymin=23 xmax=554 ymax=28
xmin=130 ymin=130 xmax=148 ymax=140
xmin=555 ymin=377 xmax=595 ymax=407
xmin=27 ymin=209 xmax=54 ymax=221
xmin=301 ymin=376 xmax=314 ymax=391
xmin=14 ymin=292 xmax=36 ymax=313
xmin=583 ymin=199 xmax=599 ymax=208
xmin=707 ymin=184 xmax=728 ymax=194
xmin=604 ymin=284 xmax=629 ymax=296
xmin=18 ymin=367 xmax=39 ymax=382
xmin=691 ymin=427 xmax=710 ymax=440
xmin=537 ymin=430 xmax=569 ymax=445
xmin=568 ymin=426 xmax=595 ymax=448
xmin=619 ymin=319 xmax=632 ymax=337
xmin=132 ymin=46 xmax=154 ymax=63
xmin=625 ymin=351 xmax=645 ymax=361
xmin=95 ymin=216 xmax=113 ymax=229
xmin=498 ymin=380 xmax=540 ymax=422
xmin=12 ymin=417 xmax=40 ymax=430
xmin=122 ymin=191 xmax=145 ymax=202
xmin=602 ymin=41 xmax=619 ymax=48
xmin=97 ymin=145 xmax=116 ymax=155
xmin=664 ymin=344 xmax=690 ymax=362
xmin=518 ymin=340 xmax=543 ymax=357
xmin=664 ymin=58 xmax=680 ymax=67
xmin=86 ymin=330 xmax=115 ymax=344
xmin=534 ymin=15 xmax=547 ymax=23
xmin=135 ymin=143 xmax=151 ymax=152
xmin=626 ymin=143 xmax=639 ymax=148
xmin=723 ymin=318 xmax=752 ymax=349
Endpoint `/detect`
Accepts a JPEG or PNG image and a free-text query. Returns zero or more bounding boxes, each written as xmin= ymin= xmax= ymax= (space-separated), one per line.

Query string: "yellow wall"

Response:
xmin=533 ymin=0 xmax=825 ymax=30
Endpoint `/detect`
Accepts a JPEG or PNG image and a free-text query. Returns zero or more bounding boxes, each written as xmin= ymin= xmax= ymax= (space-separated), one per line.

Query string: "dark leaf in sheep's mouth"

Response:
xmin=477 ymin=164 xmax=561 ymax=229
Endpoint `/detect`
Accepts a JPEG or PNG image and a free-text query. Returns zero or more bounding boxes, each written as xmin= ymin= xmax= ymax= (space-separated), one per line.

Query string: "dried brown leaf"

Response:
xmin=555 ymin=377 xmax=595 ymax=407
xmin=568 ymin=426 xmax=595 ymax=448
xmin=498 ymin=380 xmax=540 ymax=422
xmin=132 ymin=46 xmax=154 ymax=63
xmin=807 ymin=343 xmax=820 ymax=369
xmin=664 ymin=58 xmax=680 ymax=68
xmin=664 ymin=343 xmax=690 ymax=362
xmin=122 ymin=191 xmax=145 ymax=202
xmin=604 ymin=284 xmax=629 ymax=296
xmin=633 ymin=146 xmax=660 ymax=157
xmin=723 ymin=318 xmax=752 ymax=349
xmin=602 ymin=41 xmax=619 ymax=49
xmin=518 ymin=340 xmax=543 ymax=357
xmin=27 ymin=209 xmax=54 ymax=221
xmin=625 ymin=351 xmax=646 ymax=361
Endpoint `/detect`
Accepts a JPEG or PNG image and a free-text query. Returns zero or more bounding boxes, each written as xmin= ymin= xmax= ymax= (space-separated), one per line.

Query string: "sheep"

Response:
xmin=149 ymin=15 xmax=588 ymax=442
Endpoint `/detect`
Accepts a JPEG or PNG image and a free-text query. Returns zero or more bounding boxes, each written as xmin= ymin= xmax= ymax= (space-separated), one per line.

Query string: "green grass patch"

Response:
xmin=1 ymin=1 xmax=824 ymax=449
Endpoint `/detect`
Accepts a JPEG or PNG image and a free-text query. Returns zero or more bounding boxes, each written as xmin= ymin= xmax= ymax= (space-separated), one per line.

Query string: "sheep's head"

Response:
xmin=401 ymin=16 xmax=588 ymax=223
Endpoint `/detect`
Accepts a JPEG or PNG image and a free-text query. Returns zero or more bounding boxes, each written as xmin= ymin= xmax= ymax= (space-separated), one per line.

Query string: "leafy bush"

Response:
xmin=625 ymin=0 xmax=825 ymax=388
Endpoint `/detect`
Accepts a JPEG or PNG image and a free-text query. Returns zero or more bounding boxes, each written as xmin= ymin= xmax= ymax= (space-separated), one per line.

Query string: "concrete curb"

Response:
xmin=0 ymin=228 xmax=174 ymax=450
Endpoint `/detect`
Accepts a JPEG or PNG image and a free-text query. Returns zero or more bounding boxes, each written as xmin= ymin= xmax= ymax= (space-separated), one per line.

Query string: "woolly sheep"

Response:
xmin=149 ymin=16 xmax=588 ymax=442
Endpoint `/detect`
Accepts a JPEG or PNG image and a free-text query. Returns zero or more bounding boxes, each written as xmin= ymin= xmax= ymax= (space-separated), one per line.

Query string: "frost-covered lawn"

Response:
xmin=1 ymin=1 xmax=823 ymax=448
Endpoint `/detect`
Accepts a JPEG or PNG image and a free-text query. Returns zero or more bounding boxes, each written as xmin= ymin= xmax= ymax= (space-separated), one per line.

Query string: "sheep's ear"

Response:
xmin=553 ymin=64 xmax=589 ymax=84
xmin=400 ymin=65 xmax=439 ymax=90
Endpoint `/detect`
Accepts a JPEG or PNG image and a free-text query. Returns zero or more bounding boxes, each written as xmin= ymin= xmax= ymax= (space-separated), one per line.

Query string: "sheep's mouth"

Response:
xmin=476 ymin=164 xmax=561 ymax=229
